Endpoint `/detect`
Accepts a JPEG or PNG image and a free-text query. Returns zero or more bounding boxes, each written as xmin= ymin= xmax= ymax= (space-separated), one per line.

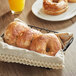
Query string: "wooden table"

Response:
xmin=0 ymin=0 xmax=76 ymax=76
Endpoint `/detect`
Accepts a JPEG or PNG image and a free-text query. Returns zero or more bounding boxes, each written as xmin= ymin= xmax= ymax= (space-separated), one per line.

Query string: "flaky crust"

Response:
xmin=43 ymin=0 xmax=68 ymax=15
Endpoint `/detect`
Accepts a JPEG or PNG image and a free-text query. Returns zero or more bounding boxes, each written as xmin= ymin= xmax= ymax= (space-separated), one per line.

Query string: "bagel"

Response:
xmin=30 ymin=34 xmax=62 ymax=56
xmin=43 ymin=0 xmax=68 ymax=15
xmin=4 ymin=21 xmax=29 ymax=46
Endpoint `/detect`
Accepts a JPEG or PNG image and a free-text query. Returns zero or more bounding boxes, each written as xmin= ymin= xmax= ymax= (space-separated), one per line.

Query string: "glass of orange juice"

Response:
xmin=8 ymin=0 xmax=25 ymax=14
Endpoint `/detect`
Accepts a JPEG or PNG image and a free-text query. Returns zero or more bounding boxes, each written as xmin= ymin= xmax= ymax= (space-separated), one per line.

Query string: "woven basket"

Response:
xmin=0 ymin=19 xmax=73 ymax=69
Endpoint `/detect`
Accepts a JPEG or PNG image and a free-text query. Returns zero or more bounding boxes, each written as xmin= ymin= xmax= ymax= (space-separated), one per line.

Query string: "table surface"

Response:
xmin=0 ymin=0 xmax=76 ymax=76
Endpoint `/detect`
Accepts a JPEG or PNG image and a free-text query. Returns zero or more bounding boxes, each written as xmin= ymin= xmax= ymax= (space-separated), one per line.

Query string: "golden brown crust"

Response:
xmin=30 ymin=34 xmax=62 ymax=56
xmin=4 ymin=21 xmax=42 ymax=49
xmin=43 ymin=7 xmax=68 ymax=15
xmin=16 ymin=29 xmax=33 ymax=49
xmin=55 ymin=33 xmax=73 ymax=48
xmin=4 ymin=21 xmax=62 ymax=56
xmin=43 ymin=0 xmax=68 ymax=15
xmin=55 ymin=33 xmax=73 ymax=42
xmin=68 ymin=0 xmax=76 ymax=2
xmin=16 ymin=29 xmax=42 ymax=49
xmin=4 ymin=21 xmax=29 ymax=46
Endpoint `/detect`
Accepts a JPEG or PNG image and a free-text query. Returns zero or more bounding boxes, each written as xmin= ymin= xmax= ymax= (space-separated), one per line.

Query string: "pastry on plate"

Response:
xmin=43 ymin=0 xmax=68 ymax=15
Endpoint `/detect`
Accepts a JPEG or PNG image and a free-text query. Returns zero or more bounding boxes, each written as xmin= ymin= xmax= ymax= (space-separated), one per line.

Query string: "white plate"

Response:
xmin=32 ymin=0 xmax=76 ymax=21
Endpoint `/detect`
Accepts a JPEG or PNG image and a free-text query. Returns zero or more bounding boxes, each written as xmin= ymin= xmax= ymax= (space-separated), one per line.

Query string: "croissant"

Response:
xmin=4 ymin=21 xmax=62 ymax=56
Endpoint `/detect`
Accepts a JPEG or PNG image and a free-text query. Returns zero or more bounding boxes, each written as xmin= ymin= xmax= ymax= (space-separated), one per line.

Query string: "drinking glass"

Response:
xmin=8 ymin=0 xmax=25 ymax=14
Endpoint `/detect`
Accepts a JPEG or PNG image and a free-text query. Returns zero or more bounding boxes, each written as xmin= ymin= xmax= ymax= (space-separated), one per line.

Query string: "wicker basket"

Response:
xmin=0 ymin=19 xmax=73 ymax=69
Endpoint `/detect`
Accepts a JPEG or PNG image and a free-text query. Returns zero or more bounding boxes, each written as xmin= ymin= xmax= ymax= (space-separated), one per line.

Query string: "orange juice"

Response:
xmin=8 ymin=0 xmax=25 ymax=14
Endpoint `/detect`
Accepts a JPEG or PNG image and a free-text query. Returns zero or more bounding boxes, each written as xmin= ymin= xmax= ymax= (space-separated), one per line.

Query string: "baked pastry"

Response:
xmin=4 ymin=21 xmax=42 ymax=49
xmin=16 ymin=28 xmax=42 ymax=49
xmin=4 ymin=21 xmax=62 ymax=56
xmin=30 ymin=34 xmax=62 ymax=56
xmin=68 ymin=0 xmax=76 ymax=2
xmin=4 ymin=21 xmax=29 ymax=46
xmin=43 ymin=0 xmax=68 ymax=15
xmin=55 ymin=32 xmax=73 ymax=48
